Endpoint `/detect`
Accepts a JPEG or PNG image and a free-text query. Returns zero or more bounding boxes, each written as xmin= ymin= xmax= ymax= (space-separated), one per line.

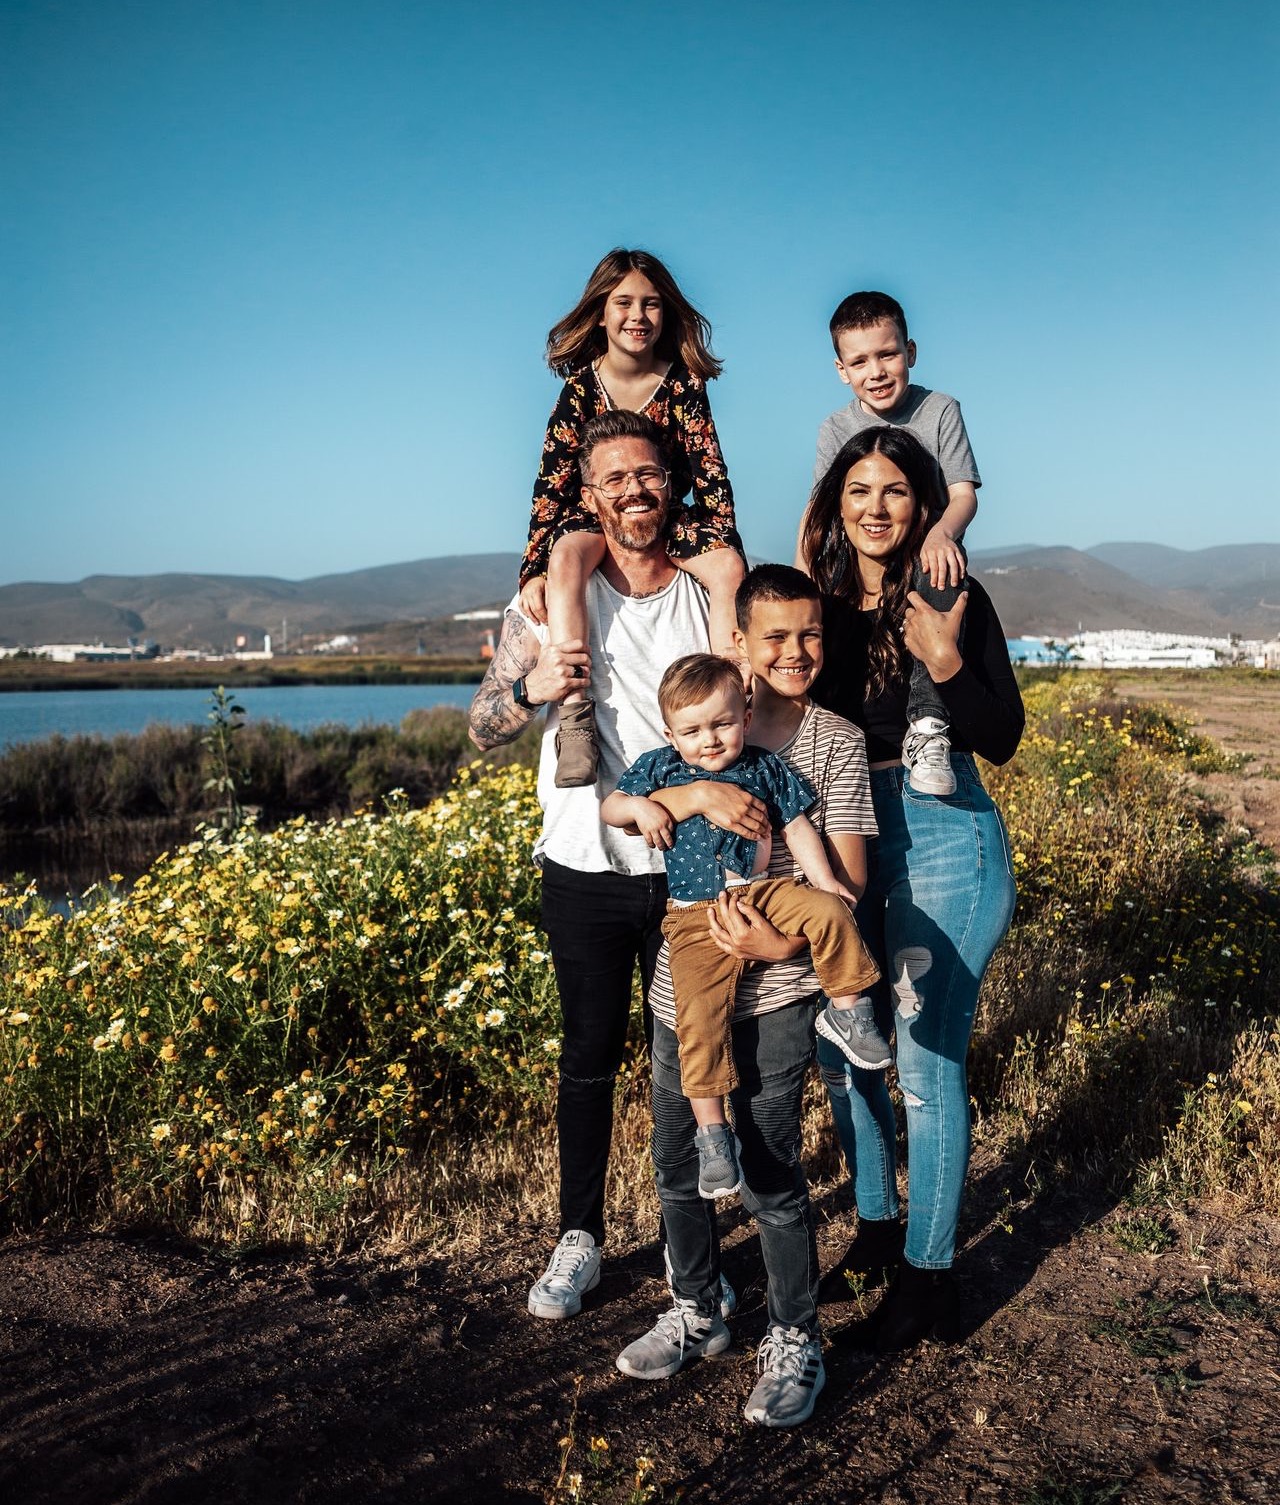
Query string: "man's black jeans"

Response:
xmin=539 ymin=857 xmax=668 ymax=1245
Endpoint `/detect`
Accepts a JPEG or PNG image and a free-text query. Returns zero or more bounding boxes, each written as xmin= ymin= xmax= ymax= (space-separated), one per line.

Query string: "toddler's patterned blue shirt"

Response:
xmin=616 ymin=745 xmax=816 ymax=901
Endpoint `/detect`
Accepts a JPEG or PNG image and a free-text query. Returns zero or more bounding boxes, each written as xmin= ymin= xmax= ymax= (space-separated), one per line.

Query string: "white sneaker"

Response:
xmin=616 ymin=1298 xmax=731 ymax=1380
xmin=527 ymin=1230 xmax=601 ymax=1320
xmin=744 ymin=1325 xmax=826 ymax=1428
xmin=663 ymin=1243 xmax=737 ymax=1321
xmin=902 ymin=717 xmax=955 ymax=796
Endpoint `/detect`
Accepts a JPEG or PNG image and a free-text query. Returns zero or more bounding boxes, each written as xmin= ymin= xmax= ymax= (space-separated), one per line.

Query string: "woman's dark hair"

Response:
xmin=800 ymin=427 xmax=939 ymax=700
xmin=545 ymin=248 xmax=722 ymax=380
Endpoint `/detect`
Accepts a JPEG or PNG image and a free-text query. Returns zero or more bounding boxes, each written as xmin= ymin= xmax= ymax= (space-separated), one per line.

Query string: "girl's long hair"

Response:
xmin=801 ymin=427 xmax=937 ymax=701
xmin=545 ymin=248 xmax=722 ymax=380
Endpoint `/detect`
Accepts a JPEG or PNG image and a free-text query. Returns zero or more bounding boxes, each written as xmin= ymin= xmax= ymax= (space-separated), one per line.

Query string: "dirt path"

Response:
xmin=4 ymin=672 xmax=1279 ymax=1504
xmin=1107 ymin=670 xmax=1280 ymax=871
xmin=3 ymin=1176 xmax=1278 ymax=1504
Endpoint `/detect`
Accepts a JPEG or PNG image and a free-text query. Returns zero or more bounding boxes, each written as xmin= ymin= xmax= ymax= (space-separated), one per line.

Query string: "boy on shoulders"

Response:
xmin=805 ymin=290 xmax=980 ymax=797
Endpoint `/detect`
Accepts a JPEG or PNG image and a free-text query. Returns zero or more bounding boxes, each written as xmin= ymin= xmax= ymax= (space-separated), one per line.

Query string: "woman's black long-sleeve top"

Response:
xmin=813 ymin=577 xmax=1025 ymax=766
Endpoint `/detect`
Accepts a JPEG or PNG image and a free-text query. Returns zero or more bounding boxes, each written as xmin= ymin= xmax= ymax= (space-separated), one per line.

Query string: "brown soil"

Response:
xmin=4 ymin=671 xmax=1279 ymax=1505
xmin=3 ymin=1176 xmax=1278 ymax=1505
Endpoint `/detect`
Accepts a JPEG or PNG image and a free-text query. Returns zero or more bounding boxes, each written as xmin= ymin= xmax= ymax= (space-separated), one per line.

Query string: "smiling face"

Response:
xmin=599 ymin=270 xmax=664 ymax=360
xmin=840 ymin=450 xmax=920 ymax=568
xmin=663 ymin=682 xmax=749 ymax=773
xmin=833 ymin=318 xmax=916 ymax=416
xmin=734 ymin=595 xmax=824 ymax=702
xmin=580 ymin=435 xmax=670 ymax=552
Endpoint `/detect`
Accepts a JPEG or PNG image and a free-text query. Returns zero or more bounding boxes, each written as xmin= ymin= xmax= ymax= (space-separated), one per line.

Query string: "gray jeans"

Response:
xmin=907 ymin=550 xmax=968 ymax=726
xmin=651 ymin=998 xmax=821 ymax=1334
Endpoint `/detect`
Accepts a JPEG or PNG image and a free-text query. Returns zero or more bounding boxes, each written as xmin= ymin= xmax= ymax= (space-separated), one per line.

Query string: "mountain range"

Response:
xmin=1 ymin=543 xmax=1277 ymax=651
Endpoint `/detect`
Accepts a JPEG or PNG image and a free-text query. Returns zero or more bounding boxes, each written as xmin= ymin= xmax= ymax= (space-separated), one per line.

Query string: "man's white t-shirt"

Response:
xmin=517 ymin=569 xmax=710 ymax=875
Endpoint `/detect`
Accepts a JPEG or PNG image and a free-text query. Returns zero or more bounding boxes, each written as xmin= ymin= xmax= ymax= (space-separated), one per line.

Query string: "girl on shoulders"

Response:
xmin=520 ymin=248 xmax=744 ymax=788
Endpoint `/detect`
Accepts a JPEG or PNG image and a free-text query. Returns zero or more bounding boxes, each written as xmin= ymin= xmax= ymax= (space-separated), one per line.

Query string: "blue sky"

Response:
xmin=3 ymin=0 xmax=1277 ymax=587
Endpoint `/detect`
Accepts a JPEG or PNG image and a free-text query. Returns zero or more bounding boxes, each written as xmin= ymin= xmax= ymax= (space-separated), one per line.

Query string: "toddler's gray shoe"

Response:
xmin=902 ymin=716 xmax=956 ymax=796
xmin=815 ymin=998 xmax=893 ymax=1071
xmin=694 ymin=1123 xmax=742 ymax=1200
xmin=744 ymin=1325 xmax=826 ymax=1427
xmin=527 ymin=1230 xmax=601 ymax=1320
xmin=616 ymin=1298 xmax=731 ymax=1380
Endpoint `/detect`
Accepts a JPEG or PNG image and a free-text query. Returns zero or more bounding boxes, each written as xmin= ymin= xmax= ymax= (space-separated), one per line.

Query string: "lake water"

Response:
xmin=0 ymin=684 xmax=478 ymax=750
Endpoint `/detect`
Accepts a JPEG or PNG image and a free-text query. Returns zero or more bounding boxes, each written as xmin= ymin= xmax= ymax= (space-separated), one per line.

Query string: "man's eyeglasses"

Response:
xmin=585 ymin=467 xmax=669 ymax=501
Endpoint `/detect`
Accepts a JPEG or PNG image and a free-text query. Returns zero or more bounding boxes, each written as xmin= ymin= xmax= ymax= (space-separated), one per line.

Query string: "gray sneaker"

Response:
xmin=694 ymin=1124 xmax=742 ymax=1200
xmin=744 ymin=1325 xmax=826 ymax=1427
xmin=902 ymin=716 xmax=956 ymax=796
xmin=527 ymin=1230 xmax=601 ymax=1320
xmin=663 ymin=1243 xmax=738 ymax=1321
xmin=815 ymin=998 xmax=893 ymax=1071
xmin=616 ymin=1298 xmax=731 ymax=1380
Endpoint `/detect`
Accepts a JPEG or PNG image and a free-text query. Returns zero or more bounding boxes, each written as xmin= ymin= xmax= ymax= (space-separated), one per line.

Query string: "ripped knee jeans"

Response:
xmin=818 ymin=756 xmax=1016 ymax=1269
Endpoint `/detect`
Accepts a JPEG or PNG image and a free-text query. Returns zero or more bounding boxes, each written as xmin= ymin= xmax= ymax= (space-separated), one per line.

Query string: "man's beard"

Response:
xmin=598 ymin=500 xmax=667 ymax=553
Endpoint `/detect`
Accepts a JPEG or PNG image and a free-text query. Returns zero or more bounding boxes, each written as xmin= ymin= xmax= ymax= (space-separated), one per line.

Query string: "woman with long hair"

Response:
xmin=801 ymin=425 xmax=1024 ymax=1350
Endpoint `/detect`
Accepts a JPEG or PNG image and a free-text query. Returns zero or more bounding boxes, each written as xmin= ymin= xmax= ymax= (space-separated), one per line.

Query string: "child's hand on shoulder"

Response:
xmin=920 ymin=525 xmax=967 ymax=590
xmin=519 ymin=575 xmax=548 ymax=625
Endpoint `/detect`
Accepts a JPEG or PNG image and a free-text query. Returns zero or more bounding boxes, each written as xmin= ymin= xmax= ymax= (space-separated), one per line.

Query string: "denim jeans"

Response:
xmin=817 ymin=756 xmax=1015 ymax=1269
xmin=653 ymin=999 xmax=821 ymax=1334
xmin=540 ymin=857 xmax=669 ymax=1245
xmin=906 ymin=552 xmax=968 ymax=726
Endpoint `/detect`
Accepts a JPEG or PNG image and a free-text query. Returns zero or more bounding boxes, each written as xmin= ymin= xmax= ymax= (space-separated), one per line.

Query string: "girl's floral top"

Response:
xmin=520 ymin=356 xmax=740 ymax=587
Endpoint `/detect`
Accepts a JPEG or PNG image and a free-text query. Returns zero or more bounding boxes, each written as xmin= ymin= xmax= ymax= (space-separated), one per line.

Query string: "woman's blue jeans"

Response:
xmin=818 ymin=755 xmax=1016 ymax=1269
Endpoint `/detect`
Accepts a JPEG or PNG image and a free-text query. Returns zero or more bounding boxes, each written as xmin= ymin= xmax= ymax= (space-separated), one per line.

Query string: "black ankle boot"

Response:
xmin=872 ymin=1261 xmax=958 ymax=1353
xmin=817 ymin=1217 xmax=906 ymax=1304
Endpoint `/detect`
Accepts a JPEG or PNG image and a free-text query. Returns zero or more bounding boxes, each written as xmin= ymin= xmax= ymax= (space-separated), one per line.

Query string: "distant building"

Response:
xmin=33 ymin=641 xmax=160 ymax=663
xmin=1004 ymin=629 xmax=1277 ymax=671
xmin=1070 ymin=630 xmax=1232 ymax=670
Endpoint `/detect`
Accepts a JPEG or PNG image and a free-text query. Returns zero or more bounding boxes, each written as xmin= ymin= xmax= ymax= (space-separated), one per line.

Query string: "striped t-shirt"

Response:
xmin=647 ymin=702 xmax=877 ymax=1028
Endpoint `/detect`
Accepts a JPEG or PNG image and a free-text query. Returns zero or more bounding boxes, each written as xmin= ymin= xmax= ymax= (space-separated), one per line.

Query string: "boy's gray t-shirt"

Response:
xmin=813 ymin=384 xmax=981 ymax=500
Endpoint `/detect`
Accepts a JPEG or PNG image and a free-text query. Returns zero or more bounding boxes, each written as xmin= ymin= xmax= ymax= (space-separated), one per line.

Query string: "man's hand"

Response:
xmin=707 ymin=892 xmax=807 ymax=963
xmin=919 ymin=523 xmax=967 ymax=590
xmin=524 ymin=638 xmax=591 ymax=706
xmin=518 ymin=575 xmax=548 ymax=626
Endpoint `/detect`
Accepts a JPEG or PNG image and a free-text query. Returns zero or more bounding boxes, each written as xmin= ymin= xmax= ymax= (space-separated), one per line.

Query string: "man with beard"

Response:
xmin=469 ymin=410 xmax=754 ymax=1322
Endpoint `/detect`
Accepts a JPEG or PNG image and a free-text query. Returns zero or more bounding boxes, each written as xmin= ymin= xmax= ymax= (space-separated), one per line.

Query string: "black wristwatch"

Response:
xmin=512 ymin=676 xmax=540 ymax=712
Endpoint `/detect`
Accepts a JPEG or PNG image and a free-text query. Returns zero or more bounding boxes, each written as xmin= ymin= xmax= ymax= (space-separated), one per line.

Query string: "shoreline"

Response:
xmin=0 ymin=655 xmax=486 ymax=692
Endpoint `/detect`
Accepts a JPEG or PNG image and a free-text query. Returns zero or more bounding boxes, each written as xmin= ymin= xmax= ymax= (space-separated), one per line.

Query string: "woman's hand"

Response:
xmin=519 ymin=575 xmax=548 ymax=626
xmin=707 ymin=892 xmax=807 ymax=963
xmin=903 ymin=591 xmax=966 ymax=682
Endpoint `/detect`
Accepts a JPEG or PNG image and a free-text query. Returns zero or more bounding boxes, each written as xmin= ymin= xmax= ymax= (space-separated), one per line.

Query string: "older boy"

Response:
xmin=806 ymin=290 xmax=981 ymax=797
xmin=614 ymin=565 xmax=878 ymax=1428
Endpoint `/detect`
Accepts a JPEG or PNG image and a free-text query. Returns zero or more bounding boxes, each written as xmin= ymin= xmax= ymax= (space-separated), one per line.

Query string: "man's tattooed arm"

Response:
xmin=468 ymin=609 xmax=542 ymax=750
